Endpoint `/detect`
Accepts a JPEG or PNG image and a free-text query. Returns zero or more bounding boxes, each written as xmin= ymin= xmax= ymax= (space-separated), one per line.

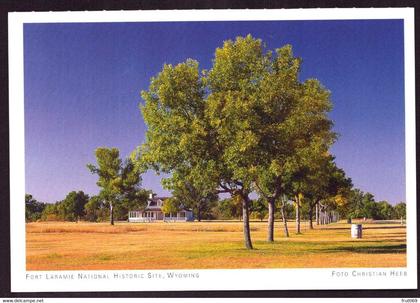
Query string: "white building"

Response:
xmin=128 ymin=194 xmax=194 ymax=222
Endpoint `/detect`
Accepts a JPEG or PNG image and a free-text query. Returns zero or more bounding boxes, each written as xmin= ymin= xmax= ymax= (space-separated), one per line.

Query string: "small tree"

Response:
xmin=250 ymin=198 xmax=268 ymax=221
xmin=84 ymin=195 xmax=109 ymax=222
xmin=41 ymin=203 xmax=59 ymax=221
xmin=122 ymin=189 xmax=150 ymax=216
xmin=216 ymin=198 xmax=243 ymax=220
xmin=60 ymin=191 xmax=89 ymax=221
xmin=278 ymin=195 xmax=291 ymax=237
xmin=377 ymin=201 xmax=394 ymax=220
xmin=88 ymin=147 xmax=146 ymax=225
xmin=347 ymin=190 xmax=381 ymax=220
xmin=161 ymin=197 xmax=181 ymax=216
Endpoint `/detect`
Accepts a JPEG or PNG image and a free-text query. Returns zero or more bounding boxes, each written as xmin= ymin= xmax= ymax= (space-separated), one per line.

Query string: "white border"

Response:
xmin=8 ymin=8 xmax=416 ymax=292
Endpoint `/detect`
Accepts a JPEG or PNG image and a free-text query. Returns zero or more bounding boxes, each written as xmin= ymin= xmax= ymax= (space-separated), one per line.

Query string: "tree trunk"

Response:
xmin=280 ymin=202 xmax=289 ymax=237
xmin=267 ymin=198 xmax=275 ymax=242
xmin=295 ymin=195 xmax=301 ymax=234
xmin=197 ymin=206 xmax=201 ymax=222
xmin=316 ymin=202 xmax=319 ymax=225
xmin=242 ymin=195 xmax=253 ymax=249
xmin=309 ymin=204 xmax=314 ymax=229
xmin=109 ymin=201 xmax=114 ymax=226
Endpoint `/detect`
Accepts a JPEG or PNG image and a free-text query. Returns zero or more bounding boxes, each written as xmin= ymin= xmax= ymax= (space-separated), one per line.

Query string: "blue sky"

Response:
xmin=24 ymin=20 xmax=405 ymax=204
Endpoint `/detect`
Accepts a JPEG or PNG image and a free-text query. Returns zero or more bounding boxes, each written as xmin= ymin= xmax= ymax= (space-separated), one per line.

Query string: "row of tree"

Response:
xmin=25 ymin=188 xmax=406 ymax=223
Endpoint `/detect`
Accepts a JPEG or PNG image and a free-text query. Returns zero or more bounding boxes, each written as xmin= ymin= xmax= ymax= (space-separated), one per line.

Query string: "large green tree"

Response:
xmin=250 ymin=52 xmax=335 ymax=240
xmin=140 ymin=43 xmax=257 ymax=247
xmin=140 ymin=35 xmax=335 ymax=248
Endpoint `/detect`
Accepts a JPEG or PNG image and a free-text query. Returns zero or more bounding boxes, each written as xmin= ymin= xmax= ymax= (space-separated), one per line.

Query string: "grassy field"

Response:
xmin=26 ymin=220 xmax=406 ymax=270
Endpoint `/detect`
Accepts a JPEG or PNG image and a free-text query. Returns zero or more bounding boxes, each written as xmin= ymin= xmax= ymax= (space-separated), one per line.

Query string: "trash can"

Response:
xmin=351 ymin=224 xmax=362 ymax=238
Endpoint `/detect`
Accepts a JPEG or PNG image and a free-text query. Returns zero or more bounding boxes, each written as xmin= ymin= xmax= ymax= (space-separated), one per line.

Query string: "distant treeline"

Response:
xmin=26 ymin=188 xmax=406 ymax=223
xmin=25 ymin=192 xmax=143 ymax=223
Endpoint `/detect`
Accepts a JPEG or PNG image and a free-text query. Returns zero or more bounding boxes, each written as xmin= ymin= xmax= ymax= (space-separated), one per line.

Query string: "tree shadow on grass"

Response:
xmin=368 ymin=233 xmax=406 ymax=239
xmin=317 ymin=244 xmax=406 ymax=254
xmin=318 ymin=226 xmax=405 ymax=231
xmin=363 ymin=226 xmax=406 ymax=230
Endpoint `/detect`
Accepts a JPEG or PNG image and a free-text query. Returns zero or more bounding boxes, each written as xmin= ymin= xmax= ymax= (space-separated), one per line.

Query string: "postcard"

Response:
xmin=8 ymin=8 xmax=416 ymax=292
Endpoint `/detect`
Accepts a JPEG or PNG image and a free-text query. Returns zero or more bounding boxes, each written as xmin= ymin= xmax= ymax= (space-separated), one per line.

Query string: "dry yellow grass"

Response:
xmin=26 ymin=220 xmax=406 ymax=270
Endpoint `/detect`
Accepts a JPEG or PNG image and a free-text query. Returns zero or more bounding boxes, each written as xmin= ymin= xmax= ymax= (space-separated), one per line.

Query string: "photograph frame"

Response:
xmin=5 ymin=6 xmax=418 ymax=297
